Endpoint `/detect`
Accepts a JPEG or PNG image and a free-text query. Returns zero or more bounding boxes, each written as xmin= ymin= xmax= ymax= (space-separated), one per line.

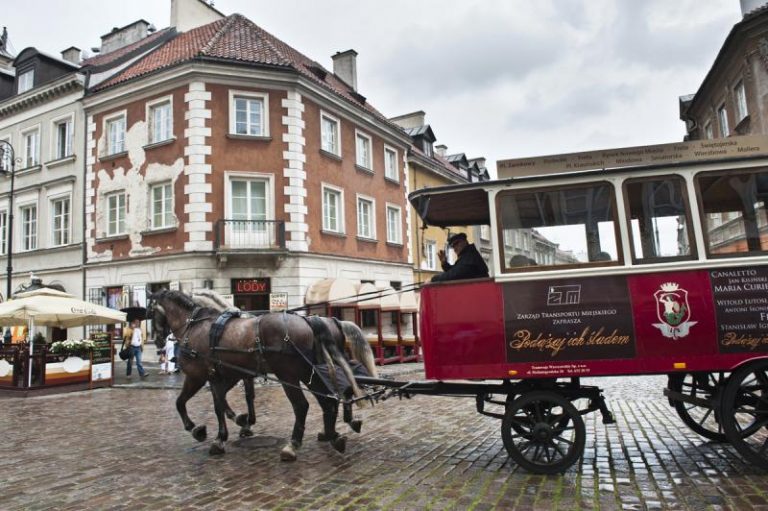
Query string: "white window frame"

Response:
xmin=149 ymin=181 xmax=175 ymax=230
xmin=228 ymin=90 xmax=269 ymax=137
xmin=146 ymin=95 xmax=174 ymax=144
xmin=735 ymin=80 xmax=748 ymax=123
xmin=425 ymin=239 xmax=437 ymax=270
xmin=20 ymin=203 xmax=37 ymax=251
xmin=104 ymin=111 xmax=127 ymax=156
xmin=0 ymin=135 xmax=11 ymax=172
xmin=51 ymin=114 xmax=74 ymax=161
xmin=356 ymin=194 xmax=376 ymax=239
xmin=106 ymin=192 xmax=126 ymax=236
xmin=355 ymin=130 xmax=373 ymax=170
xmin=21 ymin=126 xmax=40 ymax=168
xmin=386 ymin=203 xmax=402 ymax=244
xmin=224 ymin=171 xmax=275 ymax=220
xmin=704 ymin=121 xmax=713 ymax=140
xmin=718 ymin=103 xmax=729 ymax=137
xmin=320 ymin=111 xmax=341 ymax=156
xmin=321 ymin=183 xmax=344 ymax=234
xmin=18 ymin=69 xmax=34 ymax=93
xmin=384 ymin=145 xmax=399 ymax=181
xmin=50 ymin=195 xmax=71 ymax=247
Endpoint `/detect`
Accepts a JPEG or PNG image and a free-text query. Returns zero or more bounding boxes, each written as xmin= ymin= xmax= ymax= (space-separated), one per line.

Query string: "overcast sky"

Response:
xmin=3 ymin=0 xmax=743 ymax=176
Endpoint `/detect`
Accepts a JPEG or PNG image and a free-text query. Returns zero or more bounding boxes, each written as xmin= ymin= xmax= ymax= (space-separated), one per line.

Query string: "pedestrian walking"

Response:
xmin=122 ymin=318 xmax=147 ymax=379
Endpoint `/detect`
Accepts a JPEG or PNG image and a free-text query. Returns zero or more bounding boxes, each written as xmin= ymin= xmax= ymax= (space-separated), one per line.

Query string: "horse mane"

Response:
xmin=153 ymin=289 xmax=219 ymax=316
xmin=191 ymin=289 xmax=239 ymax=312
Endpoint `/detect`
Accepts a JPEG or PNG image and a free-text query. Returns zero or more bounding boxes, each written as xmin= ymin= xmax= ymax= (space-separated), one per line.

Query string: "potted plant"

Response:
xmin=50 ymin=339 xmax=96 ymax=359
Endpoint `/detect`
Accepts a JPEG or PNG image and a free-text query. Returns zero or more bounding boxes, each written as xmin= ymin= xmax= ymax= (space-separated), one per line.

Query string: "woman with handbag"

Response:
xmin=122 ymin=319 xmax=147 ymax=379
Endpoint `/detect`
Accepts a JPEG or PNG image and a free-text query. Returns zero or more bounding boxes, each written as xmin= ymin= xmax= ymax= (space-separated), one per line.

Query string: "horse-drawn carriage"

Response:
xmin=380 ymin=135 xmax=768 ymax=473
xmin=153 ymin=135 xmax=768 ymax=475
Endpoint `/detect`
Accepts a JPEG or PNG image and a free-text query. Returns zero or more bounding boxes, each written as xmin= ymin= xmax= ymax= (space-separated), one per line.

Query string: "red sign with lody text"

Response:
xmin=232 ymin=278 xmax=271 ymax=294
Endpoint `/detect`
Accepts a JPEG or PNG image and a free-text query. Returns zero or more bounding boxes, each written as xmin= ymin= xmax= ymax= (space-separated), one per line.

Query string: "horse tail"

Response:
xmin=307 ymin=317 xmax=366 ymax=404
xmin=340 ymin=320 xmax=379 ymax=379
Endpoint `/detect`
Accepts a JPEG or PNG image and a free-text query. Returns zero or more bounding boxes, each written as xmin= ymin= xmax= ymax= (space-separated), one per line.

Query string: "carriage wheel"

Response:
xmin=720 ymin=360 xmax=768 ymax=470
xmin=668 ymin=372 xmax=727 ymax=442
xmin=501 ymin=390 xmax=585 ymax=474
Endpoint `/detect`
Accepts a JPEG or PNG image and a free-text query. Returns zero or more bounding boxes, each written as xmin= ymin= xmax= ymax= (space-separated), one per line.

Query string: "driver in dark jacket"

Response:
xmin=432 ymin=232 xmax=489 ymax=282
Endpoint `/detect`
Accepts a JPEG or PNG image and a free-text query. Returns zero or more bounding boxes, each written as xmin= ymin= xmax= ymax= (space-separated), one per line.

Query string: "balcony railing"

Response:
xmin=214 ymin=219 xmax=286 ymax=251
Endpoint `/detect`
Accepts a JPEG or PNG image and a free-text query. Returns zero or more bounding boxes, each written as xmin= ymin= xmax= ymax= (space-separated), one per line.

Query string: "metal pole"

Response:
xmin=0 ymin=141 xmax=14 ymax=301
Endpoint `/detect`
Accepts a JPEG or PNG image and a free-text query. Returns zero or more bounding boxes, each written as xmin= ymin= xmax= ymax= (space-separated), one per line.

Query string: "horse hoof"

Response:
xmin=225 ymin=410 xmax=236 ymax=421
xmin=317 ymin=432 xmax=330 ymax=442
xmin=280 ymin=444 xmax=297 ymax=462
xmin=235 ymin=414 xmax=249 ymax=428
xmin=350 ymin=419 xmax=363 ymax=434
xmin=192 ymin=425 xmax=207 ymax=442
xmin=209 ymin=442 xmax=225 ymax=456
xmin=331 ymin=435 xmax=347 ymax=453
xmin=239 ymin=428 xmax=254 ymax=438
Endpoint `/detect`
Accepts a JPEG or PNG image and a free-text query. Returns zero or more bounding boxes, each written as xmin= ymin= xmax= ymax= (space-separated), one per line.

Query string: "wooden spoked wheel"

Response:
xmin=721 ymin=360 xmax=768 ymax=470
xmin=501 ymin=390 xmax=585 ymax=475
xmin=668 ymin=372 xmax=727 ymax=442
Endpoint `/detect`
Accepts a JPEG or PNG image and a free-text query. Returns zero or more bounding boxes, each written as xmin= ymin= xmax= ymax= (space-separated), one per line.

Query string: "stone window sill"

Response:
xmin=320 ymin=149 xmax=342 ymax=162
xmin=143 ymin=138 xmax=176 ymax=151
xmin=45 ymin=155 xmax=76 ymax=168
xmin=226 ymin=134 xmax=272 ymax=142
xmin=99 ymin=151 xmax=128 ymax=162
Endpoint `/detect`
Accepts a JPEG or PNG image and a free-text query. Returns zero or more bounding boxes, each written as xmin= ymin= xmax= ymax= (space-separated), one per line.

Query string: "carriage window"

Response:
xmin=497 ymin=182 xmax=620 ymax=271
xmin=696 ymin=170 xmax=768 ymax=256
xmin=625 ymin=176 xmax=694 ymax=263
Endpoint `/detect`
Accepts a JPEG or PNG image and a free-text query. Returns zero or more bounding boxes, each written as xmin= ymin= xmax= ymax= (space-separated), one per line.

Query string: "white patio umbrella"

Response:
xmin=0 ymin=288 xmax=126 ymax=384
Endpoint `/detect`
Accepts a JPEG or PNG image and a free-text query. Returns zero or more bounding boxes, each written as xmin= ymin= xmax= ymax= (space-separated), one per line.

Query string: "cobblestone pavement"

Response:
xmin=2 ymin=365 xmax=768 ymax=510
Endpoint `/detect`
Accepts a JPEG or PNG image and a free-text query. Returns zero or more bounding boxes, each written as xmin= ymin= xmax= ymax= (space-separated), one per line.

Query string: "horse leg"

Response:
xmin=279 ymin=382 xmax=309 ymax=462
xmin=176 ymin=374 xmax=207 ymax=442
xmin=236 ymin=377 xmax=256 ymax=438
xmin=315 ymin=394 xmax=346 ymax=454
xmin=208 ymin=379 xmax=230 ymax=456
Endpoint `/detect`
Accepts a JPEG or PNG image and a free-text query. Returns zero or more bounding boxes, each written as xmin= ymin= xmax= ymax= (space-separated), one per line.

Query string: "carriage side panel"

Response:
xmin=420 ymin=280 xmax=505 ymax=379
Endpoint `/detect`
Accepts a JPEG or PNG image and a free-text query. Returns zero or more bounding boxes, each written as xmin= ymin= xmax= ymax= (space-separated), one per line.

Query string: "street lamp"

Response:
xmin=0 ymin=140 xmax=16 ymax=301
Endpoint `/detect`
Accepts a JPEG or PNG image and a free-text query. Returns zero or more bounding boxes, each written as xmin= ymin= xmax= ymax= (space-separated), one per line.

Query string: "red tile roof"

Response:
xmin=93 ymin=14 xmax=389 ymax=122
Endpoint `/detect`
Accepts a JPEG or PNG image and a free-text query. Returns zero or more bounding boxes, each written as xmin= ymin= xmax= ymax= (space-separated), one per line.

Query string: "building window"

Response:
xmin=356 ymin=195 xmax=375 ymax=239
xmin=423 ymin=140 xmax=433 ymax=157
xmin=718 ymin=104 xmax=729 ymax=137
xmin=21 ymin=205 xmax=37 ymax=251
xmin=50 ymin=197 xmax=70 ymax=246
xmin=425 ymin=239 xmax=437 ymax=270
xmin=106 ymin=192 xmax=126 ymax=236
xmin=321 ymin=112 xmax=340 ymax=155
xmin=23 ymin=129 xmax=40 ymax=167
xmin=735 ymin=80 xmax=748 ymax=123
xmin=150 ymin=182 xmax=174 ymax=229
xmin=54 ymin=118 xmax=73 ymax=160
xmin=18 ymin=69 xmax=34 ymax=93
xmin=148 ymin=98 xmax=173 ymax=143
xmin=229 ymin=91 xmax=268 ymax=137
xmin=322 ymin=185 xmax=343 ymax=233
xmin=355 ymin=131 xmax=372 ymax=170
xmin=106 ymin=114 xmax=126 ymax=155
xmin=386 ymin=204 xmax=402 ymax=244
xmin=384 ymin=146 xmax=399 ymax=181
xmin=704 ymin=121 xmax=713 ymax=140
xmin=0 ymin=211 xmax=7 ymax=255
xmin=227 ymin=177 xmax=271 ymax=247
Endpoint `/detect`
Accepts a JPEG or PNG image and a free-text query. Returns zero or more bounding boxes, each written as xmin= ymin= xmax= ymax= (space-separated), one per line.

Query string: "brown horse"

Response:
xmin=149 ymin=289 xmax=367 ymax=460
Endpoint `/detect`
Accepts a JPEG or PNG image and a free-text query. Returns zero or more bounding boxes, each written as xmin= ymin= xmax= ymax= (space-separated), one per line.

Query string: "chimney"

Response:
xmin=435 ymin=145 xmax=448 ymax=157
xmin=741 ymin=0 xmax=768 ymax=16
xmin=61 ymin=46 xmax=81 ymax=64
xmin=389 ymin=111 xmax=427 ymax=130
xmin=332 ymin=49 xmax=358 ymax=91
xmin=101 ymin=20 xmax=151 ymax=54
xmin=171 ymin=0 xmax=224 ymax=33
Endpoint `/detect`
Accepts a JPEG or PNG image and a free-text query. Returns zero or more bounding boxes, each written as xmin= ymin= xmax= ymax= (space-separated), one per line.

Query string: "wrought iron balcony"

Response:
xmin=214 ymin=219 xmax=286 ymax=252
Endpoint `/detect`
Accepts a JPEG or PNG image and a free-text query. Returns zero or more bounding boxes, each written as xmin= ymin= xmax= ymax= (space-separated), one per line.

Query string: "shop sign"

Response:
xmin=270 ymin=292 xmax=288 ymax=312
xmin=232 ymin=278 xmax=271 ymax=294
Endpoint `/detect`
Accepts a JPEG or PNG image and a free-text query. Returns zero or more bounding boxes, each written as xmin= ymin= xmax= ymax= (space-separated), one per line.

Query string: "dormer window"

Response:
xmin=423 ymin=139 xmax=433 ymax=157
xmin=18 ymin=69 xmax=34 ymax=93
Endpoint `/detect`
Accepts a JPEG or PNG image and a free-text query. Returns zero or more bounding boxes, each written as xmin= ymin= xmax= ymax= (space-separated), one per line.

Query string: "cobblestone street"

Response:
xmin=2 ymin=366 xmax=768 ymax=510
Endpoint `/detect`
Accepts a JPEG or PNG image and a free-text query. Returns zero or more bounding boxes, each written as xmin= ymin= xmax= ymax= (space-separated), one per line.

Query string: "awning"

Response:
xmin=305 ymin=278 xmax=360 ymax=306
xmin=356 ymin=283 xmax=380 ymax=310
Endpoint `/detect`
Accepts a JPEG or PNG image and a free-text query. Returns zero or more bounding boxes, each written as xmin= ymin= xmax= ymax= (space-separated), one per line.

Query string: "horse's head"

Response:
xmin=147 ymin=290 xmax=171 ymax=345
